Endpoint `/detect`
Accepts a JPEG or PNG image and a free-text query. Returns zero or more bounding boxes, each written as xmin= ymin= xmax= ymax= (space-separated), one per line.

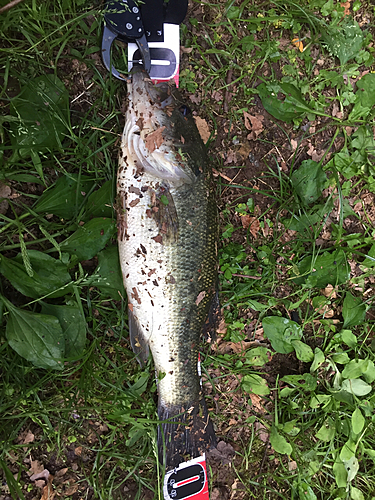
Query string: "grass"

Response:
xmin=1 ymin=0 xmax=375 ymax=498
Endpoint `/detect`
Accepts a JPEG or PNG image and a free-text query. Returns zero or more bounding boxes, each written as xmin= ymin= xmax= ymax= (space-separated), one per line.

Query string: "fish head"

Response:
xmin=123 ymin=69 xmax=207 ymax=186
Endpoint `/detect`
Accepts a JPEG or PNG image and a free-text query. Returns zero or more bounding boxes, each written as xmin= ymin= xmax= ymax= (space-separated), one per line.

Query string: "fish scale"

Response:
xmin=117 ymin=69 xmax=217 ymax=469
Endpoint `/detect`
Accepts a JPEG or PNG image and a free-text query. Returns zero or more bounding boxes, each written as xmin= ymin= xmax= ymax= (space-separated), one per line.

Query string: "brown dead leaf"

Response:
xmin=74 ymin=446 xmax=82 ymax=456
xmin=0 ymin=182 xmax=11 ymax=215
xmin=224 ymin=150 xmax=237 ymax=165
xmin=292 ymin=37 xmax=304 ymax=52
xmin=290 ymin=139 xmax=298 ymax=151
xmin=28 ymin=460 xmax=44 ymax=477
xmin=41 ymin=475 xmax=55 ymax=500
xmin=194 ymin=116 xmax=211 ymax=143
xmin=216 ymin=317 xmax=227 ymax=335
xmin=195 ymin=290 xmax=206 ymax=306
xmin=144 ymin=126 xmax=166 ymax=153
xmin=288 ymin=460 xmax=298 ymax=472
xmin=189 ymin=94 xmax=201 ymax=105
xmin=249 ymin=393 xmax=264 ymax=412
xmin=243 ymin=112 xmax=264 ymax=140
xmin=322 ymin=284 xmax=337 ymax=298
xmin=19 ymin=430 xmax=35 ymax=446
xmin=241 ymin=215 xmax=260 ymax=238
xmin=55 ymin=468 xmax=68 ymax=479
xmin=238 ymin=142 xmax=252 ymax=158
xmin=340 ymin=1 xmax=350 ymax=16
xmin=180 ymin=46 xmax=193 ymax=53
xmin=65 ymin=484 xmax=79 ymax=496
xmin=211 ymin=90 xmax=223 ymax=102
xmin=217 ymin=341 xmax=253 ymax=355
xmin=35 ymin=480 xmax=46 ymax=488
xmin=254 ymin=421 xmax=269 ymax=443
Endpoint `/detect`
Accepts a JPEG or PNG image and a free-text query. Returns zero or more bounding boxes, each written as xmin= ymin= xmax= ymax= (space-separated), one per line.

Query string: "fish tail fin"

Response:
xmin=157 ymin=398 xmax=216 ymax=470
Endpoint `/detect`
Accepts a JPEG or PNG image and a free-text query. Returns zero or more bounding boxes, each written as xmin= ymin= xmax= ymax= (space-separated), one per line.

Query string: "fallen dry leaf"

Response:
xmin=65 ymin=484 xmax=79 ymax=496
xmin=322 ymin=284 xmax=337 ymax=298
xmin=340 ymin=1 xmax=350 ymax=16
xmin=243 ymin=112 xmax=264 ymax=140
xmin=55 ymin=468 xmax=68 ymax=479
xmin=40 ymin=475 xmax=55 ymax=500
xmin=28 ymin=459 xmax=44 ymax=477
xmin=224 ymin=150 xmax=237 ymax=165
xmin=292 ymin=37 xmax=304 ymax=52
xmin=241 ymin=215 xmax=260 ymax=238
xmin=189 ymin=94 xmax=201 ymax=105
xmin=216 ymin=317 xmax=227 ymax=335
xmin=144 ymin=126 xmax=166 ymax=153
xmin=288 ymin=460 xmax=298 ymax=472
xmin=290 ymin=139 xmax=298 ymax=151
xmin=249 ymin=393 xmax=264 ymax=412
xmin=0 ymin=182 xmax=11 ymax=215
xmin=194 ymin=116 xmax=211 ymax=143
xmin=74 ymin=446 xmax=82 ymax=456
xmin=254 ymin=421 xmax=269 ymax=443
xmin=195 ymin=290 xmax=206 ymax=306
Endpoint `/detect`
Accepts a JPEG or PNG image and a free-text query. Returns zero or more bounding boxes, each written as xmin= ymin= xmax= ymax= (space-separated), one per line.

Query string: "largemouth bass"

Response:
xmin=117 ymin=69 xmax=217 ymax=469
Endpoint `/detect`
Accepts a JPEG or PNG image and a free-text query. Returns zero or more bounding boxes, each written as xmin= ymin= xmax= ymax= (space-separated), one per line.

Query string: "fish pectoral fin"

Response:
xmin=151 ymin=185 xmax=178 ymax=242
xmin=128 ymin=309 xmax=150 ymax=366
xmin=158 ymin=399 xmax=216 ymax=470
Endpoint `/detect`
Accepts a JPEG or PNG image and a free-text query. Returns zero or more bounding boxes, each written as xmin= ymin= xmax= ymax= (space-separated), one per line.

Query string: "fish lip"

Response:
xmin=123 ymin=75 xmax=195 ymax=185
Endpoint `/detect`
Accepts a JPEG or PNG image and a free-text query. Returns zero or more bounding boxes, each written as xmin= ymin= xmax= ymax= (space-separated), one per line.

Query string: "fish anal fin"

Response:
xmin=158 ymin=398 xmax=216 ymax=471
xmin=202 ymin=290 xmax=220 ymax=343
xmin=128 ymin=308 xmax=150 ymax=366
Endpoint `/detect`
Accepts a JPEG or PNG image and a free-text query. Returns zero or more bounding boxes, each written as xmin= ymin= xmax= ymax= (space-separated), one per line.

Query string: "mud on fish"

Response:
xmin=117 ymin=69 xmax=218 ymax=469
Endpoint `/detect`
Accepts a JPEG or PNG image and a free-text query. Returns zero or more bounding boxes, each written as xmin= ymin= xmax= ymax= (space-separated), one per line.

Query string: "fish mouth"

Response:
xmin=124 ymin=73 xmax=195 ymax=185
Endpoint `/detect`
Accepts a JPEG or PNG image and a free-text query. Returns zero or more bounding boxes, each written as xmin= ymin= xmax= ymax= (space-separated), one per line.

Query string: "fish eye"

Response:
xmin=179 ymin=105 xmax=191 ymax=116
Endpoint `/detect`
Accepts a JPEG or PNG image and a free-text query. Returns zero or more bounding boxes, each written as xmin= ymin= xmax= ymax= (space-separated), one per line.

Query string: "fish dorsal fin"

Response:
xmin=128 ymin=308 xmax=150 ymax=366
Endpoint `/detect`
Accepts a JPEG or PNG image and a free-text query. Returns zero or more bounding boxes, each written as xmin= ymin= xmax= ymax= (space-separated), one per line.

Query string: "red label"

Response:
xmin=163 ymin=455 xmax=209 ymax=500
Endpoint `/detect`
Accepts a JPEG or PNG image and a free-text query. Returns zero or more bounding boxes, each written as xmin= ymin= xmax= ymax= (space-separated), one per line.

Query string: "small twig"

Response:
xmin=0 ymin=0 xmax=24 ymax=14
xmin=90 ymin=126 xmax=120 ymax=136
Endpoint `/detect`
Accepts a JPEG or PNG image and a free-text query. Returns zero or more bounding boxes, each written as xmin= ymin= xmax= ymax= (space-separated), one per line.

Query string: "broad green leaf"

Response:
xmin=270 ymin=426 xmax=292 ymax=455
xmin=257 ymin=82 xmax=312 ymax=123
xmin=342 ymin=359 xmax=368 ymax=379
xmin=351 ymin=486 xmax=365 ymax=500
xmin=0 ymin=250 xmax=71 ymax=299
xmin=364 ymin=448 xmax=375 ymax=460
xmin=291 ymin=160 xmax=327 ymax=206
xmin=342 ymin=292 xmax=366 ymax=328
xmin=342 ymin=455 xmax=359 ymax=482
xmin=342 ymin=378 xmax=372 ymax=396
xmin=310 ymin=394 xmax=331 ymax=409
xmin=291 ymin=340 xmax=314 ymax=362
xmin=351 ymin=408 xmax=365 ymax=435
xmin=333 ymin=459 xmax=347 ymax=488
xmin=242 ymin=374 xmax=270 ymax=395
xmin=60 ymin=218 xmax=116 ymax=261
xmin=340 ymin=439 xmax=356 ymax=461
xmin=294 ymin=249 xmax=349 ymax=288
xmin=84 ymin=180 xmax=114 ymax=219
xmin=297 ymin=482 xmax=317 ymax=500
xmin=310 ymin=347 xmax=325 ymax=372
xmin=9 ymin=75 xmax=69 ymax=159
xmin=5 ymin=303 xmax=64 ymax=370
xmin=262 ymin=316 xmax=302 ymax=354
xmin=93 ymin=245 xmax=126 ymax=300
xmin=362 ymin=243 xmax=375 ymax=268
xmin=341 ymin=329 xmax=357 ymax=348
xmin=41 ymin=303 xmax=86 ymax=358
xmin=331 ymin=352 xmax=350 ymax=364
xmin=316 ymin=418 xmax=336 ymax=441
xmin=282 ymin=420 xmax=300 ymax=436
xmin=363 ymin=360 xmax=375 ymax=384
xmin=282 ymin=373 xmax=317 ymax=392
xmin=35 ymin=174 xmax=95 ymax=219
xmin=246 ymin=299 xmax=268 ymax=311
xmin=244 ymin=346 xmax=269 ymax=366
xmin=323 ymin=18 xmax=364 ymax=65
